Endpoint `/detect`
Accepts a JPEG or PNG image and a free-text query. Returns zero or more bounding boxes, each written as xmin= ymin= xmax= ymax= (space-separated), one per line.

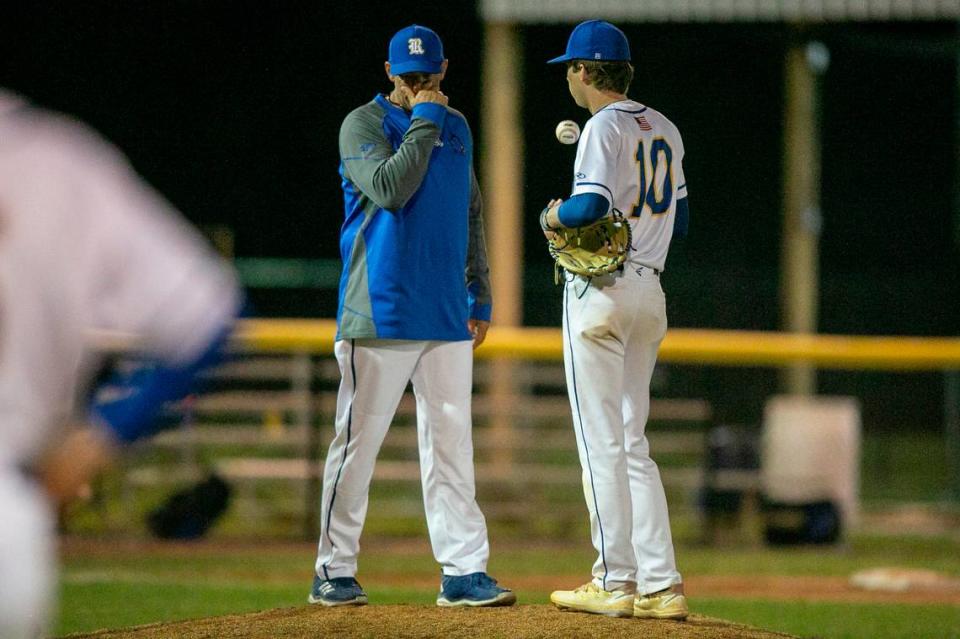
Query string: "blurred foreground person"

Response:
xmin=0 ymin=90 xmax=241 ymax=638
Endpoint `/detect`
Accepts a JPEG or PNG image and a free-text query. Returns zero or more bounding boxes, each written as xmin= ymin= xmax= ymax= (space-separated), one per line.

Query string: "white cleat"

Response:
xmin=550 ymin=581 xmax=635 ymax=618
xmin=634 ymin=588 xmax=689 ymax=620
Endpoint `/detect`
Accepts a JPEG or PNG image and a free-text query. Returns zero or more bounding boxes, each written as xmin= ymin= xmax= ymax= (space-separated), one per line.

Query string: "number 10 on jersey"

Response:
xmin=631 ymin=138 xmax=674 ymax=218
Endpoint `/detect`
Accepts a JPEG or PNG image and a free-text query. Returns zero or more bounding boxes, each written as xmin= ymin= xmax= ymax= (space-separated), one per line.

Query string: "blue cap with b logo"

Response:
xmin=547 ymin=20 xmax=631 ymax=64
xmin=389 ymin=24 xmax=445 ymax=75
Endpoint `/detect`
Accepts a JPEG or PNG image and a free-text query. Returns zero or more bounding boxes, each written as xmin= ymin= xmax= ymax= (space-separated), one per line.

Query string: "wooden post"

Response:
xmin=948 ymin=22 xmax=960 ymax=504
xmin=481 ymin=22 xmax=523 ymax=473
xmin=482 ymin=21 xmax=523 ymax=329
xmin=945 ymin=371 xmax=960 ymax=502
xmin=292 ymin=352 xmax=319 ymax=539
xmin=955 ymin=20 xmax=960 ymax=252
xmin=781 ymin=40 xmax=828 ymax=396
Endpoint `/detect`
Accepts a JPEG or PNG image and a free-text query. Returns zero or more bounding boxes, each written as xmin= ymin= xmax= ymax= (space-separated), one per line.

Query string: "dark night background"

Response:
xmin=2 ymin=2 xmax=958 ymax=429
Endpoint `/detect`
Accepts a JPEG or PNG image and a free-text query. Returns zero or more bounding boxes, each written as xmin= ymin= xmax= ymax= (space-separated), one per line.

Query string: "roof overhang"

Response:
xmin=480 ymin=0 xmax=960 ymax=23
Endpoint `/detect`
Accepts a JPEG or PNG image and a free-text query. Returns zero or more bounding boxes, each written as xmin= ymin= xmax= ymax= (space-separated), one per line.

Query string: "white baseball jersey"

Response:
xmin=571 ymin=99 xmax=687 ymax=272
xmin=0 ymin=90 xmax=240 ymax=638
xmin=0 ymin=91 xmax=240 ymax=467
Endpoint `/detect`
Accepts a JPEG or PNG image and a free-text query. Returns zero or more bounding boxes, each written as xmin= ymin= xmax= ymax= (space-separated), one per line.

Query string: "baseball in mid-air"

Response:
xmin=555 ymin=120 xmax=580 ymax=145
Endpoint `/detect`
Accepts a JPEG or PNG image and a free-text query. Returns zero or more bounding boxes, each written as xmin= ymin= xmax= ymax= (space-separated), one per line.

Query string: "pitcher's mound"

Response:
xmin=66 ymin=604 xmax=798 ymax=638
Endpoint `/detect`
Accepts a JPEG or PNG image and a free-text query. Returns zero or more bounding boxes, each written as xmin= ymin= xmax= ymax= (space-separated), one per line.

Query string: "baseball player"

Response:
xmin=539 ymin=20 xmax=690 ymax=619
xmin=308 ymin=25 xmax=514 ymax=608
xmin=0 ymin=89 xmax=241 ymax=638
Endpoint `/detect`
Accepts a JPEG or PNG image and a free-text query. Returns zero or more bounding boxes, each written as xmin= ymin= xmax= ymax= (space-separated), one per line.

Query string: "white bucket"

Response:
xmin=761 ymin=395 xmax=861 ymax=529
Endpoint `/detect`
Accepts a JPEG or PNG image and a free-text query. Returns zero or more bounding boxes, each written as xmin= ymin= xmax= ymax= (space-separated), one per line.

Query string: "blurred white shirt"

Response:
xmin=0 ymin=90 xmax=240 ymax=467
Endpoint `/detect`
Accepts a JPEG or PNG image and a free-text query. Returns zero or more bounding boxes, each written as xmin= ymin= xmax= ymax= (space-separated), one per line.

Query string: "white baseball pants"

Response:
xmin=315 ymin=339 xmax=489 ymax=579
xmin=0 ymin=469 xmax=54 ymax=639
xmin=562 ymin=267 xmax=682 ymax=595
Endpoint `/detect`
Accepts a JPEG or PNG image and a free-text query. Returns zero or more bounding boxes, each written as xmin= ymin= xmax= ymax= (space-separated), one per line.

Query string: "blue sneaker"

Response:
xmin=437 ymin=572 xmax=516 ymax=607
xmin=308 ymin=575 xmax=368 ymax=606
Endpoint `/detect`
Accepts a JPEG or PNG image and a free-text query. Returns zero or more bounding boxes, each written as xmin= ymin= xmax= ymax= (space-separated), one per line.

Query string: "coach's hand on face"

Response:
xmin=411 ymin=88 xmax=448 ymax=108
xmin=396 ymin=82 xmax=448 ymax=109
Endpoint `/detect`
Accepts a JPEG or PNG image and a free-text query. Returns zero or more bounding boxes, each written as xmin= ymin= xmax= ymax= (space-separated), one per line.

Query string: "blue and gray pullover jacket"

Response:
xmin=335 ymin=94 xmax=492 ymax=341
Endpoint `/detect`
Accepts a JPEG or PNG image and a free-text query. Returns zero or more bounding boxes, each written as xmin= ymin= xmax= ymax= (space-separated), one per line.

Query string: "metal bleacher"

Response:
xmin=122 ymin=352 xmax=712 ymax=539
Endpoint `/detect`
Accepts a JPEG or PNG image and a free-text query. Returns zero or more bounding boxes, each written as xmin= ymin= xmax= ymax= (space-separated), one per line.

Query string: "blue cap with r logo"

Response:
xmin=389 ymin=25 xmax=445 ymax=75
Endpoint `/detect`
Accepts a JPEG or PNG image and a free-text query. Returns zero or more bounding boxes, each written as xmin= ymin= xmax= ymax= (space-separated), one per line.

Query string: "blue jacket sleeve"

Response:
xmin=91 ymin=325 xmax=232 ymax=444
xmin=557 ymin=193 xmax=610 ymax=227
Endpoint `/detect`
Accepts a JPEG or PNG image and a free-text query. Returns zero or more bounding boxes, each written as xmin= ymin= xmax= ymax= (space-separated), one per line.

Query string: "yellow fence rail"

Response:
xmin=94 ymin=318 xmax=960 ymax=530
xmin=234 ymin=319 xmax=960 ymax=371
xmin=230 ymin=318 xmax=960 ymax=508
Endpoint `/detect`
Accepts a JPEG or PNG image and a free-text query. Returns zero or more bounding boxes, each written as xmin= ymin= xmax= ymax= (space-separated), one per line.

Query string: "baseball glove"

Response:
xmin=546 ymin=209 xmax=633 ymax=282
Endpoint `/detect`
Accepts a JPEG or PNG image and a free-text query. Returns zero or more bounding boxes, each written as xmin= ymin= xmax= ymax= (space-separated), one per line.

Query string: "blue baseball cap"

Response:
xmin=388 ymin=24 xmax=445 ymax=75
xmin=547 ymin=20 xmax=631 ymax=64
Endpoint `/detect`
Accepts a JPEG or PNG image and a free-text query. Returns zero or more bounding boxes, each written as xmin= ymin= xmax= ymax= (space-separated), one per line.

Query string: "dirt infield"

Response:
xmin=64 ymin=605 xmax=798 ymax=639
xmin=344 ymin=572 xmax=960 ymax=606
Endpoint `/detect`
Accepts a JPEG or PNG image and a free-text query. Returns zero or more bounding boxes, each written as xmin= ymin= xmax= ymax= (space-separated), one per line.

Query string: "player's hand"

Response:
xmin=468 ymin=319 xmax=489 ymax=349
xmin=541 ymin=198 xmax=563 ymax=240
xmin=37 ymin=423 xmax=118 ymax=507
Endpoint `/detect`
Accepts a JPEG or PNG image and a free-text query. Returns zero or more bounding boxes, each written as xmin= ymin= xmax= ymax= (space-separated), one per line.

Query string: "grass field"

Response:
xmin=58 ymin=533 xmax=960 ymax=638
xmin=50 ymin=428 xmax=958 ymax=637
xmin=55 ymin=428 xmax=960 ymax=637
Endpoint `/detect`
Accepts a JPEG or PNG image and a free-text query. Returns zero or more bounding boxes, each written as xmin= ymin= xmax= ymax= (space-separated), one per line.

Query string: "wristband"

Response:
xmin=540 ymin=206 xmax=560 ymax=232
